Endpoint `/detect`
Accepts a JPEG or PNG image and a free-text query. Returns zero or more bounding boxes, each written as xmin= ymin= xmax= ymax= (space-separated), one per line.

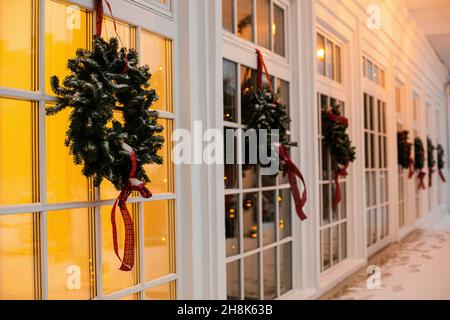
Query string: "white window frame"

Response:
xmin=0 ymin=0 xmax=180 ymax=300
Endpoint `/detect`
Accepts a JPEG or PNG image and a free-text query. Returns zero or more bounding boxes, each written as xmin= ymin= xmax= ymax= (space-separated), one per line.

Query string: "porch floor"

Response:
xmin=320 ymin=214 xmax=450 ymax=300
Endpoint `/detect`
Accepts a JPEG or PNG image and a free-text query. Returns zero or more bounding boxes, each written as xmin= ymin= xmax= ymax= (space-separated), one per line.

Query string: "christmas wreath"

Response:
xmin=46 ymin=1 xmax=164 ymax=271
xmin=427 ymin=137 xmax=436 ymax=187
xmin=322 ymin=103 xmax=356 ymax=208
xmin=414 ymin=137 xmax=426 ymax=190
xmin=437 ymin=144 xmax=446 ymax=183
xmin=245 ymin=49 xmax=307 ymax=221
xmin=397 ymin=130 xmax=414 ymax=178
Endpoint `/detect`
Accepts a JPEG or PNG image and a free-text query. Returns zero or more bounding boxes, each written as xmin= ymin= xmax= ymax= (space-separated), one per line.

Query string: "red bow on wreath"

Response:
xmin=111 ymin=143 xmax=152 ymax=271
xmin=256 ymin=49 xmax=308 ymax=221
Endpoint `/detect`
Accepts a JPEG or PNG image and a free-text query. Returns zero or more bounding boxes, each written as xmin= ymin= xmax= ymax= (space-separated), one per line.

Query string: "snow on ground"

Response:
xmin=321 ymin=215 xmax=450 ymax=300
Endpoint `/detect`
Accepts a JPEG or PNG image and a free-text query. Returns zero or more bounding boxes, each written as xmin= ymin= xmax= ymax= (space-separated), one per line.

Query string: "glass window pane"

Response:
xmin=317 ymin=33 xmax=325 ymax=75
xmin=46 ymin=107 xmax=89 ymax=203
xmin=340 ymin=223 xmax=347 ymax=260
xmin=102 ymin=17 xmax=134 ymax=49
xmin=242 ymin=165 xmax=258 ymax=189
xmin=0 ymin=99 xmax=35 ymax=205
xmin=225 ymin=195 xmax=240 ymax=257
xmin=322 ymin=184 xmax=330 ymax=225
xmin=279 ymin=189 xmax=292 ymax=239
xmin=144 ymin=200 xmax=175 ymax=281
xmin=241 ymin=66 xmax=257 ymax=125
xmin=47 ymin=208 xmax=92 ymax=300
xmin=143 ymin=119 xmax=172 ymax=195
xmin=262 ymin=191 xmax=276 ymax=246
xmin=101 ymin=205 xmax=137 ymax=294
xmin=145 ymin=281 xmax=176 ymax=300
xmin=0 ymin=213 xmax=35 ymax=299
xmin=332 ymin=225 xmax=339 ymax=265
xmin=321 ymin=228 xmax=331 ymax=271
xmin=256 ymin=0 xmax=270 ymax=49
xmin=243 ymin=193 xmax=259 ymax=252
xmin=223 ymin=60 xmax=238 ymax=122
xmin=273 ymin=4 xmax=285 ymax=56
xmin=0 ymin=0 xmax=35 ymax=90
xmin=367 ymin=60 xmax=373 ymax=81
xmin=244 ymin=254 xmax=260 ymax=300
xmin=141 ymin=31 xmax=172 ymax=112
xmin=224 ymin=128 xmax=238 ymax=189
xmin=226 ymin=260 xmax=240 ymax=300
xmin=263 ymin=248 xmax=276 ymax=300
xmin=280 ymin=242 xmax=292 ymax=294
xmin=237 ymin=0 xmax=253 ymax=42
xmin=222 ymin=0 xmax=234 ymax=32
xmin=325 ymin=40 xmax=334 ymax=79
xmin=45 ymin=0 xmax=88 ymax=95
xmin=335 ymin=45 xmax=342 ymax=82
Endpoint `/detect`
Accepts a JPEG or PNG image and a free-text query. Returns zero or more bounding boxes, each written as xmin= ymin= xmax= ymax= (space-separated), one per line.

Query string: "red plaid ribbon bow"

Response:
xmin=111 ymin=143 xmax=152 ymax=271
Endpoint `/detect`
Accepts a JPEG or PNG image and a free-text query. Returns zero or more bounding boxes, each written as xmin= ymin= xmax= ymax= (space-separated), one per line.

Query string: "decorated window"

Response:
xmin=0 ymin=0 xmax=175 ymax=300
xmin=223 ymin=59 xmax=293 ymax=300
xmin=363 ymin=93 xmax=389 ymax=248
xmin=316 ymin=33 xmax=342 ymax=83
xmin=317 ymin=94 xmax=348 ymax=272
xmin=222 ymin=0 xmax=287 ymax=57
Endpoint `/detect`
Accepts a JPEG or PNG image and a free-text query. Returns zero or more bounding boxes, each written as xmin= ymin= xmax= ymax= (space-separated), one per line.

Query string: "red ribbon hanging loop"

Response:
xmin=418 ymin=170 xmax=426 ymax=190
xmin=408 ymin=158 xmax=415 ymax=179
xmin=429 ymin=168 xmax=435 ymax=187
xmin=438 ymin=169 xmax=447 ymax=183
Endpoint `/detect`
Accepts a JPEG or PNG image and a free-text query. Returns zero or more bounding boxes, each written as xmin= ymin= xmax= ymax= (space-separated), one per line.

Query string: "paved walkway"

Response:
xmin=321 ymin=215 xmax=450 ymax=300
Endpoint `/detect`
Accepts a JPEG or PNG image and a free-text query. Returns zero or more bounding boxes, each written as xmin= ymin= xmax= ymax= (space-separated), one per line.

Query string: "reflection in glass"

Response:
xmin=237 ymin=0 xmax=253 ymax=41
xmin=244 ymin=254 xmax=260 ymax=300
xmin=223 ymin=60 xmax=238 ymax=122
xmin=325 ymin=40 xmax=334 ymax=79
xmin=262 ymin=191 xmax=276 ymax=245
xmin=273 ymin=5 xmax=285 ymax=56
xmin=317 ymin=33 xmax=325 ymax=75
xmin=243 ymin=193 xmax=259 ymax=252
xmin=241 ymin=66 xmax=257 ymax=124
xmin=263 ymin=248 xmax=276 ymax=300
xmin=222 ymin=0 xmax=234 ymax=32
xmin=280 ymin=242 xmax=292 ymax=294
xmin=279 ymin=189 xmax=292 ymax=239
xmin=256 ymin=0 xmax=270 ymax=49
xmin=227 ymin=261 xmax=240 ymax=300
xmin=225 ymin=195 xmax=240 ymax=257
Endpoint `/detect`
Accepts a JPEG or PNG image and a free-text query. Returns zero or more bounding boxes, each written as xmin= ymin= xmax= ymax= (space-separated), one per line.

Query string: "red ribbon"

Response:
xmin=333 ymin=163 xmax=349 ymax=209
xmin=95 ymin=0 xmax=129 ymax=73
xmin=327 ymin=111 xmax=349 ymax=127
xmin=418 ymin=170 xmax=426 ymax=190
xmin=439 ymin=169 xmax=447 ymax=183
xmin=111 ymin=147 xmax=152 ymax=271
xmin=279 ymin=146 xmax=308 ymax=221
xmin=429 ymin=167 xmax=435 ymax=187
xmin=408 ymin=158 xmax=414 ymax=179
xmin=256 ymin=49 xmax=274 ymax=92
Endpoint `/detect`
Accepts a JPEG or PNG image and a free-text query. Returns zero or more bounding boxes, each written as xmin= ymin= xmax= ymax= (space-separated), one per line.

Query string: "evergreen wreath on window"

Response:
xmin=427 ymin=137 xmax=436 ymax=187
xmin=322 ymin=103 xmax=356 ymax=209
xmin=46 ymin=0 xmax=164 ymax=272
xmin=245 ymin=49 xmax=308 ymax=221
xmin=437 ymin=144 xmax=446 ymax=183
xmin=414 ymin=137 xmax=426 ymax=190
xmin=397 ymin=130 xmax=414 ymax=178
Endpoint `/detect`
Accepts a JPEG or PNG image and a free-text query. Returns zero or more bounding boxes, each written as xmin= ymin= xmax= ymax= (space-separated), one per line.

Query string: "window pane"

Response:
xmin=141 ymin=31 xmax=172 ymax=112
xmin=102 ymin=17 xmax=134 ymax=49
xmin=143 ymin=119 xmax=172 ymax=195
xmin=237 ymin=0 xmax=253 ymax=41
xmin=263 ymin=248 xmax=276 ymax=300
xmin=340 ymin=223 xmax=347 ymax=260
xmin=224 ymin=128 xmax=238 ymax=189
xmin=273 ymin=4 xmax=285 ymax=56
xmin=256 ymin=0 xmax=270 ymax=49
xmin=144 ymin=200 xmax=175 ymax=281
xmin=47 ymin=208 xmax=92 ymax=300
xmin=223 ymin=60 xmax=238 ymax=122
xmin=145 ymin=281 xmax=176 ymax=300
xmin=243 ymin=193 xmax=259 ymax=252
xmin=222 ymin=0 xmax=234 ymax=32
xmin=332 ymin=225 xmax=339 ymax=265
xmin=280 ymin=242 xmax=292 ymax=294
xmin=322 ymin=184 xmax=330 ymax=225
xmin=0 ymin=213 xmax=35 ymax=299
xmin=244 ymin=254 xmax=260 ymax=300
xmin=279 ymin=189 xmax=292 ymax=239
xmin=46 ymin=107 xmax=89 ymax=203
xmin=321 ymin=228 xmax=331 ymax=271
xmin=0 ymin=99 xmax=35 ymax=205
xmin=45 ymin=0 xmax=88 ymax=95
xmin=317 ymin=33 xmax=325 ymax=75
xmin=225 ymin=195 xmax=240 ymax=257
xmin=241 ymin=66 xmax=257 ymax=125
xmin=226 ymin=260 xmax=240 ymax=300
xmin=335 ymin=45 xmax=342 ymax=82
xmin=0 ymin=0 xmax=35 ymax=90
xmin=101 ymin=205 xmax=137 ymax=294
xmin=277 ymin=79 xmax=290 ymax=116
xmin=262 ymin=191 xmax=276 ymax=245
xmin=325 ymin=39 xmax=334 ymax=79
